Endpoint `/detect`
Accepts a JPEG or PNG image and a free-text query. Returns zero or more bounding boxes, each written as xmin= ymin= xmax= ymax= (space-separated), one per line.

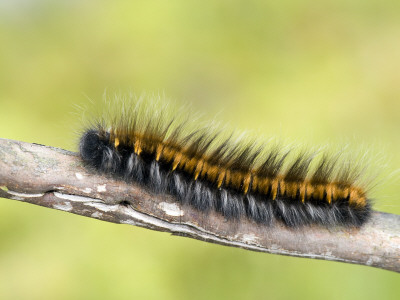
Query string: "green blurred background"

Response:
xmin=1 ymin=0 xmax=399 ymax=299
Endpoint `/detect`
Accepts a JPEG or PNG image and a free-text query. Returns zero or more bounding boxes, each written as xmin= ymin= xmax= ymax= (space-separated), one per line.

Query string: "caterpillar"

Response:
xmin=79 ymin=97 xmax=372 ymax=227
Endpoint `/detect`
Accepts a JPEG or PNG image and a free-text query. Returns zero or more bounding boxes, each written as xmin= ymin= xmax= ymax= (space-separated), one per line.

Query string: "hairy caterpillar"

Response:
xmin=79 ymin=97 xmax=372 ymax=227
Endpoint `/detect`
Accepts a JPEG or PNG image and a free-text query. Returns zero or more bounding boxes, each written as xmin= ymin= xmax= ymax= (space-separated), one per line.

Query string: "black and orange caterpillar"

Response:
xmin=79 ymin=99 xmax=371 ymax=227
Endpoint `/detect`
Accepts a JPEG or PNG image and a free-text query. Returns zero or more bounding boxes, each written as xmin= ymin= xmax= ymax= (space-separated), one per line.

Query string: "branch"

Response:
xmin=0 ymin=138 xmax=399 ymax=272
